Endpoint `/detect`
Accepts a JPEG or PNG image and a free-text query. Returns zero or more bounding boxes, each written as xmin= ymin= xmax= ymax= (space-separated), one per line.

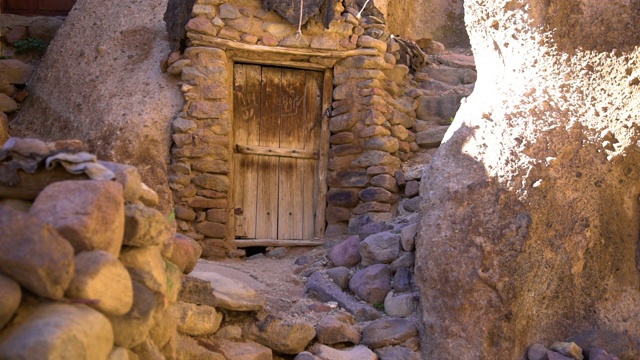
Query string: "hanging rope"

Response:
xmin=356 ymin=0 xmax=371 ymax=19
xmin=296 ymin=0 xmax=304 ymax=37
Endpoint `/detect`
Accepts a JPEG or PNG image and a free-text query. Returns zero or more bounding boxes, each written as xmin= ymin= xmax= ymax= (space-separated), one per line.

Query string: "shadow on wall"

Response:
xmin=418 ymin=117 xmax=640 ymax=357
xmin=528 ymin=0 xmax=640 ymax=53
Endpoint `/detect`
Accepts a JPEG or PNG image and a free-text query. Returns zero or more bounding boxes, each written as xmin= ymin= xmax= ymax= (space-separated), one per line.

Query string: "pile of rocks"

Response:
xmin=0 ymin=137 xmax=201 ymax=359
xmin=0 ymin=59 xmax=33 ymax=143
xmin=527 ymin=329 xmax=638 ymax=360
xmin=0 ymin=14 xmax=64 ymax=54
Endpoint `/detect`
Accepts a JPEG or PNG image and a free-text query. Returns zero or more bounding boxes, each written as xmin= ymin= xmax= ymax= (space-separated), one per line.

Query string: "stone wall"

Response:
xmin=167 ymin=0 xmax=423 ymax=256
xmin=0 ymin=138 xmax=202 ymax=359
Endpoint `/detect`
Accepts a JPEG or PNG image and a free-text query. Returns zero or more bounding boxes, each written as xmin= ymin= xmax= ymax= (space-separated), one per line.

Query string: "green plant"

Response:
xmin=0 ymin=55 xmax=13 ymax=60
xmin=450 ymin=116 xmax=455 ymax=123
xmin=374 ymin=302 xmax=385 ymax=310
xmin=14 ymin=38 xmax=48 ymax=55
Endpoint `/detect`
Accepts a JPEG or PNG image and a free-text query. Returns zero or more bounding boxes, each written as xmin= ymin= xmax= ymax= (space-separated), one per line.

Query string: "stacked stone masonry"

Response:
xmin=168 ymin=0 xmax=476 ymax=255
xmin=0 ymin=138 xmax=203 ymax=360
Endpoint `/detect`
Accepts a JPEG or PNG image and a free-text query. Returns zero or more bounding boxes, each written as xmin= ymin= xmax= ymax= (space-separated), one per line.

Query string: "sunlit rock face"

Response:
xmin=386 ymin=0 xmax=469 ymax=48
xmin=11 ymin=0 xmax=183 ymax=211
xmin=416 ymin=0 xmax=640 ymax=358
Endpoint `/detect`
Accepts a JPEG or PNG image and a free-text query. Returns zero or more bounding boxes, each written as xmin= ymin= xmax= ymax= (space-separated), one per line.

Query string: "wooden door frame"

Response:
xmin=230 ymin=61 xmax=332 ymax=243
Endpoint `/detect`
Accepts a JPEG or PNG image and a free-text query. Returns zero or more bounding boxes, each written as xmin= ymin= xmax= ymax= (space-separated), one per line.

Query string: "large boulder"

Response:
xmin=11 ymin=0 xmax=183 ymax=211
xmin=416 ymin=1 xmax=640 ymax=359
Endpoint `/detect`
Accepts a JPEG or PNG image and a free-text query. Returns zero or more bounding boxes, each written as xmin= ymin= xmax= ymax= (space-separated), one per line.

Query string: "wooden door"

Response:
xmin=3 ymin=0 xmax=76 ymax=15
xmin=233 ymin=64 xmax=328 ymax=240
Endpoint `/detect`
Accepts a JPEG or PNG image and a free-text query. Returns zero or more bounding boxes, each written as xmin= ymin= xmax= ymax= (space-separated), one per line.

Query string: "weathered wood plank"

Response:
xmin=233 ymin=64 xmax=262 ymax=238
xmin=234 ymin=57 xmax=329 ymax=70
xmin=314 ymin=69 xmax=332 ymax=238
xmin=188 ymin=34 xmax=380 ymax=58
xmin=235 ymin=144 xmax=317 ymax=159
xmin=278 ymin=68 xmax=306 ymax=240
xmin=255 ymin=66 xmax=280 ymax=239
xmin=233 ymin=239 xmax=324 ymax=247
xmin=303 ymin=70 xmax=323 ymax=239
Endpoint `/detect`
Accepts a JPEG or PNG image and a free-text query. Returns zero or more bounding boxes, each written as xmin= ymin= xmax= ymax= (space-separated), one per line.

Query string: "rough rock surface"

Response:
xmin=416 ymin=0 xmax=640 ymax=358
xmin=0 ymin=274 xmax=21 ymax=329
xmin=30 ymin=180 xmax=125 ymax=256
xmin=0 ymin=303 xmax=113 ymax=360
xmin=11 ymin=0 xmax=183 ymax=211
xmin=0 ymin=206 xmax=74 ymax=300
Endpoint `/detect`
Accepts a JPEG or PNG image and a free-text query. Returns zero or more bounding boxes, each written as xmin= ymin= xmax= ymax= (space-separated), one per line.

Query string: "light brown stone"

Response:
xmin=0 ymin=59 xmax=34 ymax=84
xmin=30 ymin=180 xmax=125 ymax=256
xmin=0 ymin=303 xmax=113 ymax=360
xmin=119 ymin=246 xmax=167 ymax=295
xmin=123 ymin=204 xmax=172 ymax=247
xmin=169 ymin=233 xmax=203 ymax=274
xmin=66 ymin=250 xmax=133 ymax=316
xmin=193 ymin=174 xmax=229 ymax=192
xmin=0 ymin=206 xmax=74 ymax=300
xmin=246 ymin=318 xmax=316 ymax=354
xmin=0 ymin=93 xmax=18 ymax=113
xmin=357 ymin=35 xmax=388 ymax=53
xmin=108 ymin=280 xmax=159 ymax=348
xmin=195 ymin=221 xmax=227 ymax=238
xmin=0 ymin=112 xmax=9 ymax=146
xmin=0 ymin=274 xmax=21 ymax=329
xmin=175 ymin=301 xmax=223 ymax=336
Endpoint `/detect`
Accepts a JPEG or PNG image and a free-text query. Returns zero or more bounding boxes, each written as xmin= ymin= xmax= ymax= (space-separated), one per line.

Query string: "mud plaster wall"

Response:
xmin=168 ymin=0 xmax=429 ymax=257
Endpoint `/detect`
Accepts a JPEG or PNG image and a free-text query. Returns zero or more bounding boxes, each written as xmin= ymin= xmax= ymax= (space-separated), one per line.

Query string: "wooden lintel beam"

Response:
xmin=188 ymin=33 xmax=380 ymax=58
xmin=235 ymin=144 xmax=318 ymax=160
xmin=233 ymin=239 xmax=324 ymax=247
xmin=232 ymin=57 xmax=329 ymax=70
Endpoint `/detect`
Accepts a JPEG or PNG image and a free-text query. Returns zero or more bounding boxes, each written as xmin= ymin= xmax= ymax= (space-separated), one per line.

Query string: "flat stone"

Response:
xmin=375 ymin=346 xmax=421 ymax=360
xmin=203 ymin=338 xmax=270 ymax=360
xmin=185 ymin=16 xmax=217 ymax=36
xmin=352 ymin=201 xmax=392 ymax=215
xmin=219 ymin=3 xmax=240 ymax=18
xmin=193 ymin=174 xmax=229 ymax=191
xmin=306 ymin=272 xmax=381 ymax=321
xmin=119 ymin=246 xmax=167 ymax=295
xmin=27 ymin=17 xmax=64 ymax=42
xmin=326 ymin=266 xmax=351 ymax=289
xmin=190 ymin=270 xmax=266 ymax=311
xmin=0 ymin=59 xmax=34 ymax=84
xmin=195 ymin=221 xmax=227 ymax=238
xmin=327 ymin=170 xmax=369 ymax=188
xmin=0 ymin=274 xmax=21 ymax=329
xmin=175 ymin=301 xmax=223 ymax=336
xmin=359 ymin=187 xmax=397 ymax=204
xmin=0 ymin=206 xmax=74 ymax=300
xmin=349 ymin=264 xmax=392 ymax=305
xmin=315 ymin=312 xmax=360 ymax=345
xmin=108 ymin=280 xmax=159 ymax=348
xmin=361 ymin=318 xmax=418 ymax=349
xmin=402 ymin=163 xmax=426 ymax=181
xmin=330 ymin=113 xmax=360 ymax=132
xmin=405 ymin=180 xmax=420 ymax=197
xmin=328 ymin=235 xmax=362 ymax=267
xmin=172 ymin=118 xmax=197 ymax=133
xmin=66 ymin=250 xmax=133 ymax=316
xmin=281 ymin=33 xmax=310 ymax=48
xmin=30 ymin=180 xmax=125 ymax=256
xmin=400 ymin=223 xmax=417 ymax=251
xmin=310 ymin=344 xmax=377 ymax=360
xmin=353 ymin=150 xmax=401 ymax=168
xmin=416 ymin=126 xmax=450 ymax=148
xmin=384 ymin=292 xmax=416 ymax=317
xmin=393 ymin=267 xmax=413 ymax=292
xmin=364 ymin=136 xmax=399 ymax=153
xmin=178 ymin=276 xmax=217 ymax=306
xmin=246 ymin=317 xmax=315 ymax=354
xmin=359 ymin=231 xmax=401 ymax=266
xmin=370 ymin=174 xmax=397 ymax=192
xmin=327 ymin=188 xmax=360 ymax=207
xmin=0 ymin=303 xmax=113 ymax=360
xmin=175 ymin=206 xmax=196 ymax=221
xmin=177 ymin=335 xmax=225 ymax=360
xmin=123 ymin=204 xmax=171 ymax=247
xmin=357 ymin=35 xmax=387 ymax=52
xmin=330 ymin=132 xmax=355 ymax=144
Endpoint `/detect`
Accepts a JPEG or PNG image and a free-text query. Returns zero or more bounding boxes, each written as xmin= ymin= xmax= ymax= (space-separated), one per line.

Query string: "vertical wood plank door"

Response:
xmin=233 ymin=64 xmax=326 ymax=240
